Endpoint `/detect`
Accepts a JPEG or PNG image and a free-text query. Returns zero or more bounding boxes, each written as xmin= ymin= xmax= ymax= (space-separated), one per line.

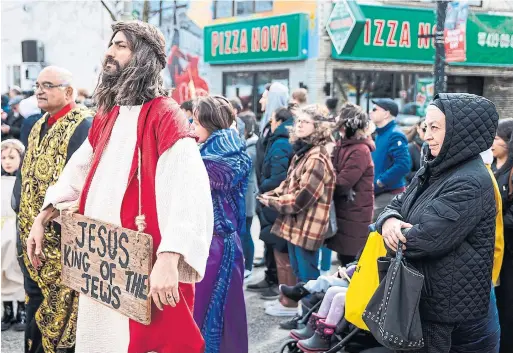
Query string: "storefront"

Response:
xmin=326 ymin=3 xmax=513 ymax=118
xmin=203 ymin=12 xmax=313 ymax=117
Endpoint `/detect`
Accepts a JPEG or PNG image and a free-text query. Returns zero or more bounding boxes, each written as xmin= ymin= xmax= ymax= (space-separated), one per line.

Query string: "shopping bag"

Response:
xmin=345 ymin=230 xmax=387 ymax=330
xmin=363 ymin=242 xmax=424 ymax=350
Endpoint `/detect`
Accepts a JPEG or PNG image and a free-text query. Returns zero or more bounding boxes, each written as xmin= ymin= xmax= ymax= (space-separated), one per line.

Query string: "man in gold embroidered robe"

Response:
xmin=12 ymin=66 xmax=92 ymax=353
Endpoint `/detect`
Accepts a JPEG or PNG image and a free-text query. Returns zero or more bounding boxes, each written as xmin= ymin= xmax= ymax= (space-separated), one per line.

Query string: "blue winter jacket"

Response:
xmin=371 ymin=120 xmax=411 ymax=195
xmin=257 ymin=118 xmax=294 ymax=252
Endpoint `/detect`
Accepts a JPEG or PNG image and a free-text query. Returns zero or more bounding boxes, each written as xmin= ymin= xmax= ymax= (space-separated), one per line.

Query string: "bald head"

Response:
xmin=35 ymin=66 xmax=76 ymax=115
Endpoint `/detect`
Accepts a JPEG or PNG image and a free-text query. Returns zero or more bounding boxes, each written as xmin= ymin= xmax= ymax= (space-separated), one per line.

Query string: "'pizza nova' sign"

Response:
xmin=332 ymin=4 xmax=513 ymax=67
xmin=204 ymin=13 xmax=309 ymax=64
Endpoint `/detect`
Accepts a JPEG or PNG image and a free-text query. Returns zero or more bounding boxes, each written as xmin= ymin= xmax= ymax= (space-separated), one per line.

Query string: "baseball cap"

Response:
xmin=372 ymin=98 xmax=399 ymax=117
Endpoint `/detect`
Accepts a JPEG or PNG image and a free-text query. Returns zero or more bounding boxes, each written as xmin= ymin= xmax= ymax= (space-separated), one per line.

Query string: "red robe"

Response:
xmin=78 ymin=97 xmax=204 ymax=353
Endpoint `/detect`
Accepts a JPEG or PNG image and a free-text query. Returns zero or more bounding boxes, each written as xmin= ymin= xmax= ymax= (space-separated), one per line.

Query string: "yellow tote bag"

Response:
xmin=345 ymin=231 xmax=387 ymax=330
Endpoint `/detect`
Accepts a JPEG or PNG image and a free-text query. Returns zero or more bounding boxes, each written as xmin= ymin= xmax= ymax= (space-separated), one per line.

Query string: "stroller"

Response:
xmin=278 ymin=229 xmax=392 ymax=353
xmin=277 ymin=298 xmax=391 ymax=353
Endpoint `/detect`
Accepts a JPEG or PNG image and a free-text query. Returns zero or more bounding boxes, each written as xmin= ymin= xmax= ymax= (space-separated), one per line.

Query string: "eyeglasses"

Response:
xmin=296 ymin=119 xmax=314 ymax=126
xmin=33 ymin=83 xmax=70 ymax=92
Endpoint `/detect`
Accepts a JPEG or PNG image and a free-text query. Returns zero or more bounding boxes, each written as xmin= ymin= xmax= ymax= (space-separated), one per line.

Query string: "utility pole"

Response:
xmin=121 ymin=0 xmax=133 ymax=20
xmin=434 ymin=1 xmax=448 ymax=95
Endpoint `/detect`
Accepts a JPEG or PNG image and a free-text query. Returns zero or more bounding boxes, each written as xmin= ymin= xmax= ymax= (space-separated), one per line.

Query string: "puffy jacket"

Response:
xmin=328 ymin=137 xmax=375 ymax=257
xmin=245 ymin=134 xmax=259 ymax=217
xmin=376 ymin=93 xmax=499 ymax=323
xmin=257 ymin=118 xmax=294 ymax=251
xmin=371 ymin=120 xmax=411 ymax=194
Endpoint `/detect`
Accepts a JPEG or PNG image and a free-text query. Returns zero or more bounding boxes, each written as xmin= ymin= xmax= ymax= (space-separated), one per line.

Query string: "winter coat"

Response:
xmin=494 ymin=166 xmax=513 ymax=257
xmin=257 ymin=119 xmax=294 ymax=251
xmin=371 ymin=120 xmax=411 ymax=194
xmin=406 ymin=136 xmax=423 ymax=183
xmin=1 ymin=111 xmax=23 ymax=141
xmin=20 ymin=113 xmax=43 ymax=147
xmin=269 ymin=144 xmax=336 ymax=251
xmin=376 ymin=93 xmax=499 ymax=324
xmin=245 ymin=134 xmax=259 ymax=217
xmin=327 ymin=137 xmax=375 ymax=257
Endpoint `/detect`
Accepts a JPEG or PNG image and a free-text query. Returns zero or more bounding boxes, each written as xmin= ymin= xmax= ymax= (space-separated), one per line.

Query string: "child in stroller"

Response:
xmin=279 ymin=270 xmax=391 ymax=353
xmin=278 ymin=227 xmax=391 ymax=353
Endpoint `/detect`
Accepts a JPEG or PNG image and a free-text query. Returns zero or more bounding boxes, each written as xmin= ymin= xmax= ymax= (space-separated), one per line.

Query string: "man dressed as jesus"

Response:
xmin=27 ymin=21 xmax=213 ymax=353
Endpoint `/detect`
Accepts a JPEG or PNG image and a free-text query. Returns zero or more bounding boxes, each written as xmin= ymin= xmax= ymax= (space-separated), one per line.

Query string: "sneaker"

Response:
xmin=243 ymin=270 xmax=253 ymax=284
xmin=265 ymin=302 xmax=298 ymax=317
xmin=13 ymin=302 xmax=26 ymax=332
xmin=264 ymin=299 xmax=280 ymax=309
xmin=253 ymin=258 xmax=265 ymax=268
xmin=260 ymin=285 xmax=280 ymax=300
xmin=279 ymin=314 xmax=304 ymax=330
xmin=1 ymin=302 xmax=14 ymax=332
xmin=279 ymin=282 xmax=310 ymax=302
xmin=246 ymin=279 xmax=273 ymax=292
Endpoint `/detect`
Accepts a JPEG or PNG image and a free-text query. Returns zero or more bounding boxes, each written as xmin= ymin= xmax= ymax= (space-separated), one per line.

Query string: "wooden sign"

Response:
xmin=60 ymin=212 xmax=153 ymax=325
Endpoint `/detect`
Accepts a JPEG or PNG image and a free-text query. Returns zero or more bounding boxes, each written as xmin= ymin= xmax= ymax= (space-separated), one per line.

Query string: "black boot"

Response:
xmin=247 ymin=278 xmax=273 ymax=292
xmin=1 ymin=301 xmax=14 ymax=331
xmin=290 ymin=312 xmax=322 ymax=340
xmin=297 ymin=319 xmax=336 ymax=353
xmin=13 ymin=301 xmax=27 ymax=332
xmin=279 ymin=282 xmax=309 ymax=302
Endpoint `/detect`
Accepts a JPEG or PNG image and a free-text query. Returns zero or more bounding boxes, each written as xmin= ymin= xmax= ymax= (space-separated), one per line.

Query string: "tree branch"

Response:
xmin=101 ymin=0 xmax=117 ymax=22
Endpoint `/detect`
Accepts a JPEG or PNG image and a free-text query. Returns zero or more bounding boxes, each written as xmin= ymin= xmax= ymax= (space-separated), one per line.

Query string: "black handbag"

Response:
xmin=362 ymin=241 xmax=425 ymax=351
xmin=323 ymin=200 xmax=338 ymax=240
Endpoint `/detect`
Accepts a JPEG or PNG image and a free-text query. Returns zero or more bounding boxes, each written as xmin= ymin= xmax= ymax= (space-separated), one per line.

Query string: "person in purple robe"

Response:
xmin=191 ymin=95 xmax=251 ymax=353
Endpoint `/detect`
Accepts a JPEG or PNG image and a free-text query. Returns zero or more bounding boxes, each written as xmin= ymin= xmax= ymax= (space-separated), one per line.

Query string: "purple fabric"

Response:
xmin=194 ymin=235 xmax=248 ymax=353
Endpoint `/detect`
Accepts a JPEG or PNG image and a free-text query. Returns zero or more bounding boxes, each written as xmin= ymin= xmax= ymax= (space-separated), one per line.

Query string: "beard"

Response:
xmin=102 ymin=56 xmax=122 ymax=76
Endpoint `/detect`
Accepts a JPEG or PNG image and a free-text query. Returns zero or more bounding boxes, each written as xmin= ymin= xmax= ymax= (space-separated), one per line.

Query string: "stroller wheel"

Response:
xmin=279 ymin=338 xmax=302 ymax=353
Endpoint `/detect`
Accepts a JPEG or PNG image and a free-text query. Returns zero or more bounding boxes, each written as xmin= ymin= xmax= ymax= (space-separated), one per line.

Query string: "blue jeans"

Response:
xmin=319 ymin=246 xmax=332 ymax=271
xmin=239 ymin=217 xmax=255 ymax=271
xmin=287 ymin=242 xmax=320 ymax=283
xmin=407 ymin=287 xmax=500 ymax=353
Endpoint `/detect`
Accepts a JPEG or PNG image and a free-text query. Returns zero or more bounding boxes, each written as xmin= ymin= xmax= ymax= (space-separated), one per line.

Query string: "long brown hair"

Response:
xmin=94 ymin=27 xmax=168 ymax=112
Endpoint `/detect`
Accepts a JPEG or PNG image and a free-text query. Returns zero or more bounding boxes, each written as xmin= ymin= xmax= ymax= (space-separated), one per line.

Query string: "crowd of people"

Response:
xmin=0 ymin=19 xmax=511 ymax=353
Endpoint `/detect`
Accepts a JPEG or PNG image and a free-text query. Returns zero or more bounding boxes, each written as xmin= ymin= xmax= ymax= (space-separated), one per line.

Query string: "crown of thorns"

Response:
xmin=111 ymin=21 xmax=167 ymax=69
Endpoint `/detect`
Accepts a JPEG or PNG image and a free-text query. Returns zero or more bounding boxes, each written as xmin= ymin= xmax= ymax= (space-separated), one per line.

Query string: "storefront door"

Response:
xmin=223 ymin=70 xmax=289 ymax=120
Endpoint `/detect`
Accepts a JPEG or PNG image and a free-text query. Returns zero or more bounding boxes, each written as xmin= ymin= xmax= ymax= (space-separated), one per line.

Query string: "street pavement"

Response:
xmin=1 ymin=217 xmax=295 ymax=353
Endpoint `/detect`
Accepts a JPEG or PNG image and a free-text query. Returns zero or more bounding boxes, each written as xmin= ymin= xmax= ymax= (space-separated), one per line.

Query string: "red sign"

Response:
xmin=168 ymin=46 xmax=209 ymax=104
xmin=444 ymin=1 xmax=469 ymax=63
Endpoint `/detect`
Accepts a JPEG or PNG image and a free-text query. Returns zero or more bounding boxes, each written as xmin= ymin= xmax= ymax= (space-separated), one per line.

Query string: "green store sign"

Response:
xmin=204 ymin=13 xmax=309 ymax=64
xmin=331 ymin=5 xmax=513 ymax=67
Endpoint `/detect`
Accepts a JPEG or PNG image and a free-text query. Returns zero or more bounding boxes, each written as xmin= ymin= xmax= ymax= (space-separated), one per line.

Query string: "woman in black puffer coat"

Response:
xmin=248 ymin=106 xmax=296 ymax=304
xmin=491 ymin=118 xmax=513 ymax=353
xmin=376 ymin=93 xmax=500 ymax=353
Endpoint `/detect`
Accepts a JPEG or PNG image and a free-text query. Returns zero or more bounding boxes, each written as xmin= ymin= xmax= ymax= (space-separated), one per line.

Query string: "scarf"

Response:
xmin=293 ymin=139 xmax=314 ymax=159
xmin=199 ymin=128 xmax=251 ymax=353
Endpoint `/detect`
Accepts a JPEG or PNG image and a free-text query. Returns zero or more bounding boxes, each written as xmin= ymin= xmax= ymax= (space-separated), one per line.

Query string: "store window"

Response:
xmin=447 ymin=76 xmax=484 ymax=95
xmin=332 ymin=70 xmax=432 ymax=116
xmin=223 ymin=70 xmax=289 ymax=121
xmin=213 ymin=0 xmax=273 ymax=19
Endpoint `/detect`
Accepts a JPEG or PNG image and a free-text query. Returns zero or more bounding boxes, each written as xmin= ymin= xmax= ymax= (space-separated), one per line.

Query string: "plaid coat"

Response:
xmin=268 ymin=145 xmax=336 ymax=251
